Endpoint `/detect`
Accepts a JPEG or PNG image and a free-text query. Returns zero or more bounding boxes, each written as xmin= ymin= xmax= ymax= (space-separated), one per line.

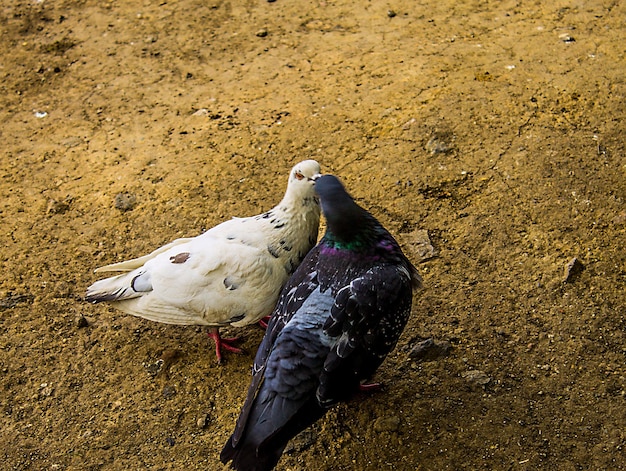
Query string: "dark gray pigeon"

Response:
xmin=220 ymin=174 xmax=421 ymax=470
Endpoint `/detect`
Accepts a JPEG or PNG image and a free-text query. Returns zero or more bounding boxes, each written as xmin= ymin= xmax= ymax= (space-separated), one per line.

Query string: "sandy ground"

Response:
xmin=1 ymin=0 xmax=625 ymax=469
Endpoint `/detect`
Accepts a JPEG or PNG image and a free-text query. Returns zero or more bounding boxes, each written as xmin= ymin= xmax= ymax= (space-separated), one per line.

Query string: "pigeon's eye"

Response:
xmin=295 ymin=171 xmax=305 ymax=180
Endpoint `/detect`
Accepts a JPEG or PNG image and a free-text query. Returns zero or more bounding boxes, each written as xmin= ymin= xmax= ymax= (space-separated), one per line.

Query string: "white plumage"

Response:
xmin=86 ymin=160 xmax=321 ymax=362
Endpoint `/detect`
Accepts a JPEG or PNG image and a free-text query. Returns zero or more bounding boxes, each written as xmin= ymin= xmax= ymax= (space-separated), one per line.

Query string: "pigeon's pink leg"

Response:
xmin=208 ymin=327 xmax=243 ymax=364
xmin=359 ymin=382 xmax=382 ymax=392
xmin=258 ymin=316 xmax=271 ymax=330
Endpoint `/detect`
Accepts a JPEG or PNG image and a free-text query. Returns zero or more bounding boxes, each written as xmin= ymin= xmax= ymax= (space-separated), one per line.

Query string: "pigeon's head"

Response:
xmin=314 ymin=174 xmax=350 ymax=204
xmin=314 ymin=174 xmax=369 ymax=241
xmin=287 ymin=160 xmax=322 ymax=193
xmin=314 ymin=174 xmax=356 ymax=218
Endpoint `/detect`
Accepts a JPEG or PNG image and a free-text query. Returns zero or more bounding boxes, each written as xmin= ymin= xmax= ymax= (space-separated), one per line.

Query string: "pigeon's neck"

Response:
xmin=271 ymin=188 xmax=320 ymax=229
xmin=279 ymin=186 xmax=318 ymax=212
xmin=320 ymin=198 xmax=379 ymax=250
xmin=321 ymin=230 xmax=373 ymax=252
xmin=255 ymin=189 xmax=320 ymax=272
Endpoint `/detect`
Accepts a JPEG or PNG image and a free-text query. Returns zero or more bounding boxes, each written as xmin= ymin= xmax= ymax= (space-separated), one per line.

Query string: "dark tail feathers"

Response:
xmin=220 ymin=435 xmax=283 ymax=471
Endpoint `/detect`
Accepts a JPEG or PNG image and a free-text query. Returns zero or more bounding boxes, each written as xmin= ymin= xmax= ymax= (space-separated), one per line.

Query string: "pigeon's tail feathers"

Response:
xmin=94 ymin=237 xmax=193 ymax=273
xmin=220 ymin=436 xmax=284 ymax=471
xmin=85 ymin=270 xmax=149 ymax=303
xmin=94 ymin=259 xmax=142 ymax=274
xmin=220 ymin=384 xmax=286 ymax=471
xmin=221 ymin=401 xmax=323 ymax=471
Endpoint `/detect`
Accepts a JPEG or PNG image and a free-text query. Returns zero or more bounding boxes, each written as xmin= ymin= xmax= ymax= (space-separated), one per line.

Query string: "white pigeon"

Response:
xmin=85 ymin=160 xmax=322 ymax=363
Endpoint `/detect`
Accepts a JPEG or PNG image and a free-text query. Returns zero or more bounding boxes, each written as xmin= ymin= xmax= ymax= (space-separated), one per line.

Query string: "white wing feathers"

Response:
xmin=86 ymin=233 xmax=285 ymax=327
xmin=94 ymin=237 xmax=193 ymax=273
xmin=85 ymin=159 xmax=322 ymax=333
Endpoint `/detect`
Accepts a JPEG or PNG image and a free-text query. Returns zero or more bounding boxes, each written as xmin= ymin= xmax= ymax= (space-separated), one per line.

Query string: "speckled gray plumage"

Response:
xmin=221 ymin=174 xmax=421 ymax=471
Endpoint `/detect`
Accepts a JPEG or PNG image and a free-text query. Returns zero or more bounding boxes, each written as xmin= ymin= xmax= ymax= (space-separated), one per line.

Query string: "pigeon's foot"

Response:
xmin=258 ymin=316 xmax=271 ymax=330
xmin=358 ymin=382 xmax=382 ymax=393
xmin=208 ymin=328 xmax=243 ymax=364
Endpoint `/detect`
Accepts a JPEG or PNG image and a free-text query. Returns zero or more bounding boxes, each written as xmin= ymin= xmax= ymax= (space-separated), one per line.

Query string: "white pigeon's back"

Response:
xmin=86 ymin=160 xmax=322 ymax=331
xmin=102 ymin=234 xmax=288 ymax=326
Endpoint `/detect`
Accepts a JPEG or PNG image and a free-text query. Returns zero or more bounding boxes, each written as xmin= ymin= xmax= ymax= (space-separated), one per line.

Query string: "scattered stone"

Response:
xmin=474 ymin=71 xmax=494 ymax=82
xmin=461 ymin=370 xmax=491 ymax=386
xmin=402 ymin=117 xmax=417 ymax=130
xmin=196 ymin=413 xmax=210 ymax=429
xmin=162 ymin=384 xmax=176 ymax=399
xmin=387 ymin=10 xmax=397 ymax=18
xmin=373 ymin=415 xmax=401 ymax=433
xmin=0 ymin=293 xmax=34 ymax=310
xmin=403 ymin=229 xmax=437 ymax=262
xmin=75 ymin=315 xmax=89 ymax=328
xmin=114 ymin=193 xmax=137 ymax=211
xmin=409 ymin=338 xmax=452 ymax=362
xmin=39 ymin=382 xmax=54 ymax=398
xmin=563 ymin=257 xmax=584 ymax=283
xmin=165 ymin=437 xmax=175 ymax=446
xmin=559 ymin=33 xmax=575 ymax=43
xmin=425 ymin=133 xmax=454 ymax=154
xmin=256 ymin=28 xmax=268 ymax=38
xmin=143 ymin=358 xmax=164 ymax=377
xmin=47 ymin=198 xmax=71 ymax=214
xmin=153 ymin=349 xmax=182 ymax=379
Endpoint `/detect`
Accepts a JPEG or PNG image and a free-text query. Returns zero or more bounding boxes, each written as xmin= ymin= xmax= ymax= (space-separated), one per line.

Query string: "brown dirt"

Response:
xmin=1 ymin=0 xmax=625 ymax=470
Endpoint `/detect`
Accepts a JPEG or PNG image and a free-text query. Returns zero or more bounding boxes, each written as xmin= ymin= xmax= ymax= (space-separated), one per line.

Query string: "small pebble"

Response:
xmin=47 ymin=198 xmax=71 ymax=214
xmin=161 ymin=384 xmax=176 ymax=399
xmin=425 ymin=132 xmax=454 ymax=154
xmin=76 ymin=315 xmax=89 ymax=328
xmin=256 ymin=28 xmax=268 ymax=38
xmin=404 ymin=229 xmax=437 ymax=262
xmin=114 ymin=193 xmax=137 ymax=211
xmin=160 ymin=349 xmax=182 ymax=370
xmin=409 ymin=338 xmax=451 ymax=362
xmin=373 ymin=415 xmax=401 ymax=433
xmin=39 ymin=383 xmax=54 ymax=398
xmin=563 ymin=257 xmax=584 ymax=283
xmin=0 ymin=293 xmax=34 ymax=310
xmin=197 ymin=414 xmax=210 ymax=429
xmin=143 ymin=358 xmax=164 ymax=377
xmin=402 ymin=117 xmax=417 ymax=130
xmin=461 ymin=369 xmax=491 ymax=386
xmin=387 ymin=10 xmax=397 ymax=18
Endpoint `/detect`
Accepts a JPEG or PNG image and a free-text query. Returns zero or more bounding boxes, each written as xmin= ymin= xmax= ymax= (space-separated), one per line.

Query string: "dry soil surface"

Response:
xmin=1 ymin=0 xmax=625 ymax=470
